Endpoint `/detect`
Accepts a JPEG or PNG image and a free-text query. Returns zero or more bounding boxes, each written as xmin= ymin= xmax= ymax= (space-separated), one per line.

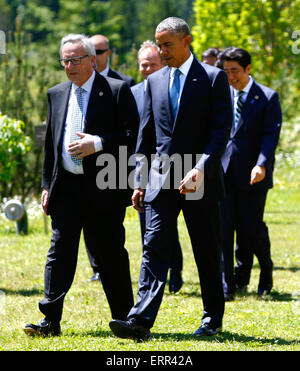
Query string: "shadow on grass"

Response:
xmin=64 ymin=329 xmax=299 ymax=347
xmin=236 ymin=289 xmax=295 ymax=302
xmin=274 ymin=266 xmax=300 ymax=272
xmin=252 ymin=263 xmax=300 ymax=272
xmin=66 ymin=329 xmax=112 ymax=338
xmin=166 ymin=282 xmax=296 ymax=302
xmin=150 ymin=331 xmax=300 ymax=346
xmin=0 ymin=287 xmax=43 ymax=296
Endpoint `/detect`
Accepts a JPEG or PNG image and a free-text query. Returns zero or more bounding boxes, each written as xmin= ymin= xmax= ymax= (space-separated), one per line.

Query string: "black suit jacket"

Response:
xmin=108 ymin=68 xmax=136 ymax=87
xmin=135 ymin=57 xmax=233 ymax=202
xmin=42 ymin=72 xmax=139 ymax=212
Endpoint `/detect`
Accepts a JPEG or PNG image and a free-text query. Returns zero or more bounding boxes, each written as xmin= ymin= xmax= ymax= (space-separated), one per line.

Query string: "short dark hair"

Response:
xmin=156 ymin=17 xmax=190 ymax=37
xmin=217 ymin=47 xmax=251 ymax=69
xmin=202 ymin=47 xmax=222 ymax=60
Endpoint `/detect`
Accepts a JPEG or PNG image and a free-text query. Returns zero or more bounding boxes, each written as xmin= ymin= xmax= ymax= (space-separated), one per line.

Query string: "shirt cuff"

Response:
xmin=93 ymin=135 xmax=103 ymax=152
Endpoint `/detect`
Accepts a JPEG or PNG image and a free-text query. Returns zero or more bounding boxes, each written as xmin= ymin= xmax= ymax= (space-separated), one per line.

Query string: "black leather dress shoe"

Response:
xmin=87 ymin=272 xmax=101 ymax=282
xmin=194 ymin=323 xmax=222 ymax=337
xmin=24 ymin=318 xmax=61 ymax=336
xmin=109 ymin=318 xmax=151 ymax=342
xmin=169 ymin=270 xmax=183 ymax=293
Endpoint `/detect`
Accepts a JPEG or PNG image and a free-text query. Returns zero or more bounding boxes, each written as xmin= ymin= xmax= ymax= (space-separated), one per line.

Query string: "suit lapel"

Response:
xmin=55 ymin=82 xmax=71 ymax=151
xmin=172 ymin=58 xmax=205 ymax=134
xmin=84 ymin=72 xmax=107 ymax=132
xmin=160 ymin=67 xmax=174 ymax=125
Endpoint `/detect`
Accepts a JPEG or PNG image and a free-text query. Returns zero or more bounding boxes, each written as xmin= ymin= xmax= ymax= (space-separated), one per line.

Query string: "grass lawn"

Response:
xmin=0 ymin=162 xmax=299 ymax=352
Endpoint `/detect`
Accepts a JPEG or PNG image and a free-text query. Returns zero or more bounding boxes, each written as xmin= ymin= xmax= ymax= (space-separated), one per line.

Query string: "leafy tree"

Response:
xmin=0 ymin=113 xmax=31 ymax=195
xmin=137 ymin=0 xmax=195 ymax=46
xmin=192 ymin=0 xmax=300 ymax=120
xmin=0 ymin=10 xmax=60 ymax=200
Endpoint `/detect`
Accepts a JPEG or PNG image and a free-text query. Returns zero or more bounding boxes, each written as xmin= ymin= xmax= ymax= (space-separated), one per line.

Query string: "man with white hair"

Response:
xmin=24 ymin=34 xmax=139 ymax=336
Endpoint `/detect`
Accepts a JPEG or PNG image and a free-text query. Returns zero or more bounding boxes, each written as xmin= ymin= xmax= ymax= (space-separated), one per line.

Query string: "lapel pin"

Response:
xmin=99 ymin=91 xmax=103 ymax=96
xmin=255 ymin=95 xmax=259 ymax=100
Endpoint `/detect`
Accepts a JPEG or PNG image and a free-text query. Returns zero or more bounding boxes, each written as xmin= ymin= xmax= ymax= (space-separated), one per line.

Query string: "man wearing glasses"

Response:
xmin=90 ymin=34 xmax=136 ymax=87
xmin=24 ymin=34 xmax=139 ymax=336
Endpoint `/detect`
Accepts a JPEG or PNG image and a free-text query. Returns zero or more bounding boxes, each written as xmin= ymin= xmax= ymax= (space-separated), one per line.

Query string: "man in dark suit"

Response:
xmin=90 ymin=34 xmax=135 ymax=87
xmin=217 ymin=47 xmax=282 ymax=300
xmin=24 ymin=34 xmax=139 ymax=336
xmin=131 ymin=40 xmax=184 ymax=294
xmin=83 ymin=34 xmax=136 ymax=283
xmin=109 ymin=17 xmax=232 ymax=341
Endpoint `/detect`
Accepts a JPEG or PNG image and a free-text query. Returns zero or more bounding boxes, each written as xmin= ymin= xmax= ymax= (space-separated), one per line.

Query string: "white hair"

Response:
xmin=60 ymin=34 xmax=96 ymax=57
xmin=138 ymin=40 xmax=161 ymax=59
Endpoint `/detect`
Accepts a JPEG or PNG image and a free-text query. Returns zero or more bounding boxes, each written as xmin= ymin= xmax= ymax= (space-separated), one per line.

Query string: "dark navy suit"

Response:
xmin=220 ymin=79 xmax=282 ymax=295
xmin=131 ymin=81 xmax=183 ymax=274
xmin=127 ymin=56 xmax=233 ymax=329
xmin=108 ymin=68 xmax=136 ymax=87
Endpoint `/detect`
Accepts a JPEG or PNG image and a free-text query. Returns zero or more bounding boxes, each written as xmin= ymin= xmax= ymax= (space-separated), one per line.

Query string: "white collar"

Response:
xmin=233 ymin=75 xmax=253 ymax=96
xmin=171 ymin=52 xmax=194 ymax=77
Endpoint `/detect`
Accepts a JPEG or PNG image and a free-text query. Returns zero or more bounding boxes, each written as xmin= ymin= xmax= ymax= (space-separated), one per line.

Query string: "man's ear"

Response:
xmin=184 ymin=34 xmax=192 ymax=47
xmin=245 ymin=63 xmax=251 ymax=75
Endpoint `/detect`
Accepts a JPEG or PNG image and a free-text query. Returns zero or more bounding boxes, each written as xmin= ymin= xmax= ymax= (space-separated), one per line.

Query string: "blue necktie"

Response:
xmin=234 ymin=90 xmax=245 ymax=130
xmin=170 ymin=69 xmax=181 ymax=118
xmin=70 ymin=87 xmax=85 ymax=165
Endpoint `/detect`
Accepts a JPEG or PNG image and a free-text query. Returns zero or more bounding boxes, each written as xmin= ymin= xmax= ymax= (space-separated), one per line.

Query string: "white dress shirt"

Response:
xmin=169 ymin=52 xmax=194 ymax=107
xmin=233 ymin=75 xmax=253 ymax=112
xmin=62 ymin=70 xmax=103 ymax=174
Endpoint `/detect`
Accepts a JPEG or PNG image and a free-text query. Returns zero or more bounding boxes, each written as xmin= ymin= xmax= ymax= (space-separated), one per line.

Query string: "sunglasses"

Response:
xmin=95 ymin=49 xmax=109 ymax=55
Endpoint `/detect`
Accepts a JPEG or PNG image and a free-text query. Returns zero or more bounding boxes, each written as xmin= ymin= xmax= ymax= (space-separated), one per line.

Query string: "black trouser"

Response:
xmin=39 ymin=169 xmax=134 ymax=322
xmin=220 ymin=175 xmax=272 ymax=294
xmin=138 ymin=211 xmax=183 ymax=273
xmin=128 ymin=190 xmax=224 ymax=329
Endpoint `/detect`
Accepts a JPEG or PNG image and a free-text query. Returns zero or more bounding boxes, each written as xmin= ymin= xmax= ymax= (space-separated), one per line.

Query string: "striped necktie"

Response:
xmin=170 ymin=68 xmax=181 ymax=118
xmin=70 ymin=87 xmax=85 ymax=165
xmin=234 ymin=90 xmax=245 ymax=130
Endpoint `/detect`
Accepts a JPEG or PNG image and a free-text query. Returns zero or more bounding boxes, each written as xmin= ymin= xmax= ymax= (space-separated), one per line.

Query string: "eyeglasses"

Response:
xmin=59 ymin=54 xmax=89 ymax=67
xmin=95 ymin=49 xmax=109 ymax=55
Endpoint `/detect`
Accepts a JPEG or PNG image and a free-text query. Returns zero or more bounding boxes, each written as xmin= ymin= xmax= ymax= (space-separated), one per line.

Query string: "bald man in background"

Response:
xmin=90 ymin=34 xmax=135 ymax=87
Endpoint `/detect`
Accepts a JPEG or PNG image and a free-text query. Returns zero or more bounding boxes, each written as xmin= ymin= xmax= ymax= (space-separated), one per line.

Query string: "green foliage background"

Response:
xmin=0 ymin=0 xmax=299 ymax=200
